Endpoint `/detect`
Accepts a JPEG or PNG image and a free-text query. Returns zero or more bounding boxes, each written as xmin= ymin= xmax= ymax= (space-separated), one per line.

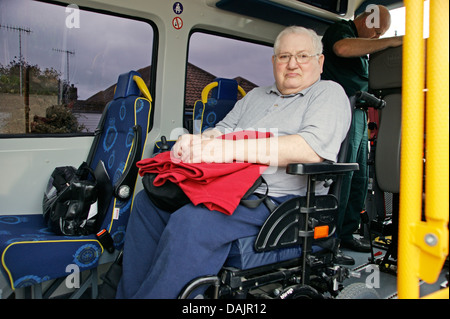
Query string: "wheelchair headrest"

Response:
xmin=369 ymin=45 xmax=403 ymax=90
xmin=114 ymin=70 xmax=152 ymax=101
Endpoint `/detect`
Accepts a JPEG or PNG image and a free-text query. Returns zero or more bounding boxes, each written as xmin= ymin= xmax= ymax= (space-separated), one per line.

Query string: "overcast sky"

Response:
xmin=189 ymin=33 xmax=274 ymax=87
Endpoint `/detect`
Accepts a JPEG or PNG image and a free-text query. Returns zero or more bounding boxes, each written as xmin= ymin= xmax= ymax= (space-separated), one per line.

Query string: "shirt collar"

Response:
xmin=267 ymin=79 xmax=321 ymax=97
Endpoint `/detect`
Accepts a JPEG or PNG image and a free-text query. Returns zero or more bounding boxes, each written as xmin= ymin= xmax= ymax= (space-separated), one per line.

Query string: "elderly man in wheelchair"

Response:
xmin=116 ymin=26 xmax=355 ymax=299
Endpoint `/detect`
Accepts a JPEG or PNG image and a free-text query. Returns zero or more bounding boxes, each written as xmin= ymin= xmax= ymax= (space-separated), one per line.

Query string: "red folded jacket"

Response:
xmin=137 ymin=131 xmax=271 ymax=215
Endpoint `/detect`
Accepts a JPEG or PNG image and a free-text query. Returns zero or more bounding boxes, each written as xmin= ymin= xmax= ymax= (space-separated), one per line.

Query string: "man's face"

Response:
xmin=272 ymin=32 xmax=324 ymax=95
xmin=359 ymin=24 xmax=389 ymax=39
xmin=359 ymin=10 xmax=391 ymax=39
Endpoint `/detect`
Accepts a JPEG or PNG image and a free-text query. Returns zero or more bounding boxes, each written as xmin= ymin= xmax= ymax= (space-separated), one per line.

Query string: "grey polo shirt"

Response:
xmin=215 ymin=79 xmax=351 ymax=197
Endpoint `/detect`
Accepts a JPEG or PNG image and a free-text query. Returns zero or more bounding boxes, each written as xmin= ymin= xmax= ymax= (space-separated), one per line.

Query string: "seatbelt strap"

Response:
xmin=240 ymin=177 xmax=269 ymax=209
xmin=96 ymin=229 xmax=115 ymax=253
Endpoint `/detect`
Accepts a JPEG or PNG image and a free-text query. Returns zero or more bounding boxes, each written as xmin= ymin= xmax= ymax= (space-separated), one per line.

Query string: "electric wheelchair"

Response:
xmin=176 ymin=86 xmax=386 ymax=299
xmin=178 ymin=134 xmax=356 ymax=299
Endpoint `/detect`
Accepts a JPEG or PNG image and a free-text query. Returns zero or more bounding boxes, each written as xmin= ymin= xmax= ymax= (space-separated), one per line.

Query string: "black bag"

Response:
xmin=142 ymin=173 xmax=268 ymax=213
xmin=142 ymin=173 xmax=190 ymax=212
xmin=43 ymin=162 xmax=100 ymax=236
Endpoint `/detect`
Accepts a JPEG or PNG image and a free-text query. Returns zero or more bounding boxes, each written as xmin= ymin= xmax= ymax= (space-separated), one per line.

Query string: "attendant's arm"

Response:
xmin=333 ymin=36 xmax=403 ymax=58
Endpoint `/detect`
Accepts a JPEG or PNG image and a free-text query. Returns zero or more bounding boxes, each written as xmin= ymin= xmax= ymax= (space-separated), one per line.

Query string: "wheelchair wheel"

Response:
xmin=336 ymin=283 xmax=380 ymax=299
xmin=277 ymin=285 xmax=324 ymax=299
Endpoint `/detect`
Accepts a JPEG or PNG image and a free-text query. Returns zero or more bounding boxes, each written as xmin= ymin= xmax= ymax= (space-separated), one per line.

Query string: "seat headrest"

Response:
xmin=211 ymin=78 xmax=238 ymax=100
xmin=114 ymin=70 xmax=141 ymax=99
xmin=369 ymin=45 xmax=403 ymax=90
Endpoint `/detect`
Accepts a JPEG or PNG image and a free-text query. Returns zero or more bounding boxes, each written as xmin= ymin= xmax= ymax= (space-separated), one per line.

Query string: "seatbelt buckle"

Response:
xmin=96 ymin=229 xmax=115 ymax=253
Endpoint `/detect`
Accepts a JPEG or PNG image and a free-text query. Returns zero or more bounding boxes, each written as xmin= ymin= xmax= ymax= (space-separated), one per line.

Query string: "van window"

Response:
xmin=0 ymin=0 xmax=154 ymax=135
xmin=188 ymin=32 xmax=274 ymax=88
xmin=184 ymin=32 xmax=273 ymax=129
xmin=382 ymin=1 xmax=429 ymax=38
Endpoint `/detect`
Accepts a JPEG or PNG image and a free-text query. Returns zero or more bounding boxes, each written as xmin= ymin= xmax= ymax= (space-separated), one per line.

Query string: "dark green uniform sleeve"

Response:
xmin=321 ymin=20 xmax=369 ymax=97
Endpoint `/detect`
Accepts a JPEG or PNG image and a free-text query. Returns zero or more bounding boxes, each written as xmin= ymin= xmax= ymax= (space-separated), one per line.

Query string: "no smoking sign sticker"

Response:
xmin=172 ymin=16 xmax=183 ymax=30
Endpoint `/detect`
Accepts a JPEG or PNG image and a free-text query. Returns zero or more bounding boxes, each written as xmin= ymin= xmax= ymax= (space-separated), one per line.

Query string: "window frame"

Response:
xmin=0 ymin=0 xmax=158 ymax=138
xmin=183 ymin=28 xmax=273 ymax=130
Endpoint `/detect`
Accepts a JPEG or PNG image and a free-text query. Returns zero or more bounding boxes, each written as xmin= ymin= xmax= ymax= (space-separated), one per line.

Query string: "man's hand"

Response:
xmin=171 ymin=134 xmax=233 ymax=164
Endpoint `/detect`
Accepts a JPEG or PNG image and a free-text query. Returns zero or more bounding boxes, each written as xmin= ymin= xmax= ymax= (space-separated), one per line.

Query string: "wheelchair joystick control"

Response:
xmin=160 ymin=136 xmax=170 ymax=152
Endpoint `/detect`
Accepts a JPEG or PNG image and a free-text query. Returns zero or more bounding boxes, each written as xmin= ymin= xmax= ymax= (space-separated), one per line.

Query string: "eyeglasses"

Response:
xmin=275 ymin=53 xmax=320 ymax=64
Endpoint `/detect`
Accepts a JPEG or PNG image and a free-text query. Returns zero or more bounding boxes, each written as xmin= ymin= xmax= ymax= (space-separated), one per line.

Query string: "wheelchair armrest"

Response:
xmin=286 ymin=161 xmax=359 ymax=175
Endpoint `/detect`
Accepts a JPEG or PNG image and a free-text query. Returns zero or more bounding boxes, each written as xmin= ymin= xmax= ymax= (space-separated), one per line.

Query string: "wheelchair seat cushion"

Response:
xmin=225 ymin=236 xmax=323 ymax=270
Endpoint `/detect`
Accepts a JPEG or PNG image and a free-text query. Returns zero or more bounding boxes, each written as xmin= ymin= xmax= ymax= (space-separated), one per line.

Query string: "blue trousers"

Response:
xmin=116 ymin=190 xmax=292 ymax=299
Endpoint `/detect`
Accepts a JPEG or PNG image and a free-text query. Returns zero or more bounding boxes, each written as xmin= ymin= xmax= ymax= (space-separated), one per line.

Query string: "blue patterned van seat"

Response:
xmin=0 ymin=71 xmax=151 ymax=292
xmin=192 ymin=78 xmax=246 ymax=134
xmin=0 ymin=214 xmax=104 ymax=289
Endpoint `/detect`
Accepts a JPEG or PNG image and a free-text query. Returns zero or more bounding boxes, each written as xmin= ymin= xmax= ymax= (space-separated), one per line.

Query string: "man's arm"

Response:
xmin=173 ymin=134 xmax=323 ymax=166
xmin=333 ymin=36 xmax=403 ymax=58
xmin=231 ymin=134 xmax=323 ymax=166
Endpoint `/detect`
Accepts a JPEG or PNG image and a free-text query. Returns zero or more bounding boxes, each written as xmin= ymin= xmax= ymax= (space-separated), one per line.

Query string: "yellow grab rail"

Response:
xmin=422 ymin=0 xmax=449 ymax=295
xmin=133 ymin=75 xmax=152 ymax=102
xmin=398 ymin=0 xmax=449 ymax=299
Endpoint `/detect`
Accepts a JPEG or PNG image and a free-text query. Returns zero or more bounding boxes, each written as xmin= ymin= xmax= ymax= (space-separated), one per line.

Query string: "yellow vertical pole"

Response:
xmin=422 ymin=0 xmax=449 ymax=296
xmin=397 ymin=0 xmax=425 ymax=299
xmin=398 ymin=0 xmax=449 ymax=299
xmin=425 ymin=0 xmax=449 ymax=233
